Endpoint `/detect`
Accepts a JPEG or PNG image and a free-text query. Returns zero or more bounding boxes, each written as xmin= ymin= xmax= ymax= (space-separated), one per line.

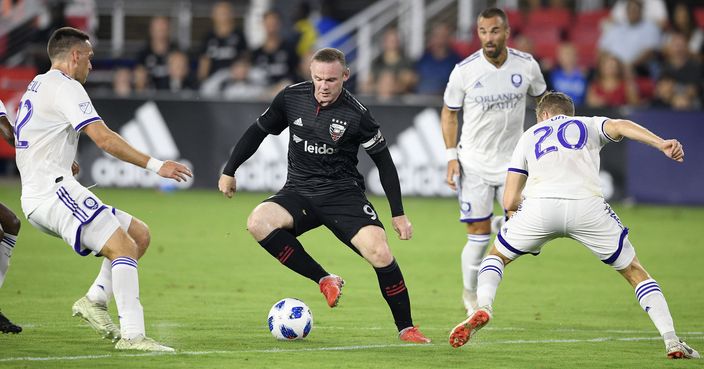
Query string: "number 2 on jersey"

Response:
xmin=14 ymin=99 xmax=33 ymax=149
xmin=533 ymin=119 xmax=587 ymax=160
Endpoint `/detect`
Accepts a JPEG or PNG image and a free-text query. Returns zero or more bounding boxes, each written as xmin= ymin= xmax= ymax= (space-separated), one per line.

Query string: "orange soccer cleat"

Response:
xmin=449 ymin=308 xmax=492 ymax=348
xmin=399 ymin=326 xmax=431 ymax=343
xmin=319 ymin=274 xmax=344 ymax=308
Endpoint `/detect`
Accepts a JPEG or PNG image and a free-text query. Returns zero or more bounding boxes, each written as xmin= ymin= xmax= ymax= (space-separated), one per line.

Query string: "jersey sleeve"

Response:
xmin=0 ymin=99 xmax=6 ymax=117
xmin=592 ymin=116 xmax=622 ymax=146
xmin=442 ymin=65 xmax=464 ymax=110
xmin=54 ymin=80 xmax=102 ymax=132
xmin=507 ymin=134 xmax=529 ymax=176
xmin=359 ymin=110 xmax=387 ymax=155
xmin=527 ymin=58 xmax=547 ymax=97
xmin=255 ymin=89 xmax=288 ymax=135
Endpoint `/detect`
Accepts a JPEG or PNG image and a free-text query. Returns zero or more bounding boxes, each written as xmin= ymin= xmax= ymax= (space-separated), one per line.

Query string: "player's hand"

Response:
xmin=218 ymin=174 xmax=237 ymax=198
xmin=446 ymin=159 xmax=460 ymax=191
xmin=660 ymin=139 xmax=684 ymax=162
xmin=157 ymin=160 xmax=193 ymax=182
xmin=392 ymin=215 xmax=413 ymax=240
xmin=71 ymin=161 xmax=80 ymax=176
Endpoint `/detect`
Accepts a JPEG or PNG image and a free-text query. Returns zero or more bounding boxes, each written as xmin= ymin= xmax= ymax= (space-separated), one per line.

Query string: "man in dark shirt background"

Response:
xmin=218 ymin=48 xmax=431 ymax=344
xmin=197 ymin=1 xmax=248 ymax=82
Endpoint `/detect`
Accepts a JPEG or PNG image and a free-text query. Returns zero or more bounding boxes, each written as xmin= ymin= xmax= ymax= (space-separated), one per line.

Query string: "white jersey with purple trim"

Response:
xmin=14 ymin=69 xmax=102 ymax=215
xmin=508 ymin=114 xmax=618 ymax=199
xmin=0 ymin=99 xmax=6 ymax=117
xmin=443 ymin=48 xmax=546 ymax=184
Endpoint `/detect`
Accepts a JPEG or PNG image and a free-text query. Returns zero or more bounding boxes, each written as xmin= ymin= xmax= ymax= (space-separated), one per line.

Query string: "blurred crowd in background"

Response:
xmin=1 ymin=0 xmax=703 ymax=110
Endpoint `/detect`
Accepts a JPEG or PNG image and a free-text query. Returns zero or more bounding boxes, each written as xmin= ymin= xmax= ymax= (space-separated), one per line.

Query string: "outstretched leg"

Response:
xmin=618 ymin=257 xmax=699 ymax=359
xmin=450 ymin=248 xmax=512 ymax=348
xmin=351 ymin=225 xmax=430 ymax=343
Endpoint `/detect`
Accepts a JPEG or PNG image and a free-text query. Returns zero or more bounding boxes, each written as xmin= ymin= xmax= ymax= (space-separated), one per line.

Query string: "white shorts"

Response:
xmin=457 ymin=166 xmax=504 ymax=223
xmin=26 ymin=180 xmax=133 ymax=256
xmin=494 ymin=197 xmax=635 ymax=270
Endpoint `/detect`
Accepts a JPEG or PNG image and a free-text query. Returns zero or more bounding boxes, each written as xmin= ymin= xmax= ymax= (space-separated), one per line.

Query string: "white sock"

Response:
xmin=86 ymin=258 xmax=113 ymax=305
xmin=476 ymin=255 xmax=504 ymax=308
xmin=461 ymin=234 xmax=491 ymax=293
xmin=0 ymin=233 xmax=17 ymax=288
xmin=635 ymin=279 xmax=675 ymax=338
xmin=111 ymin=257 xmax=145 ymax=339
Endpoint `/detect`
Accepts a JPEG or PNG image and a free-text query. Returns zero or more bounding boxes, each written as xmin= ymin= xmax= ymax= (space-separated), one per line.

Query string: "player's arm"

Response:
xmin=503 ymin=171 xmax=527 ymax=219
xmin=218 ymin=123 xmax=269 ymax=198
xmin=83 ymin=121 xmax=193 ymax=181
xmin=603 ymin=119 xmax=684 ymax=162
xmin=441 ymin=105 xmax=460 ymax=190
xmin=0 ymin=115 xmax=13 ymax=146
xmin=369 ymin=147 xmax=412 ymax=240
xmin=219 ymin=90 xmax=288 ymax=198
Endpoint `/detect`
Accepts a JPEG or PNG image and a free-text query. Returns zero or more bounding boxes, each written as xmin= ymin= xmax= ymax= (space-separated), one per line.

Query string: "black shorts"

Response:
xmin=263 ymin=189 xmax=384 ymax=249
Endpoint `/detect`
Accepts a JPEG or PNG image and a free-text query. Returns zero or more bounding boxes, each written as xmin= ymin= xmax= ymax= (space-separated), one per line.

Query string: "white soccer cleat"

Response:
xmin=72 ymin=296 xmax=121 ymax=342
xmin=462 ymin=289 xmax=478 ymax=316
xmin=490 ymin=215 xmax=505 ymax=235
xmin=449 ymin=306 xmax=492 ymax=348
xmin=666 ymin=339 xmax=700 ymax=359
xmin=115 ymin=334 xmax=175 ymax=352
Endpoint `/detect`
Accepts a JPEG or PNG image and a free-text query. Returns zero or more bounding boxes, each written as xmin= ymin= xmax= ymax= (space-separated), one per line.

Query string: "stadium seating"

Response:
xmin=695 ymin=7 xmax=704 ymax=28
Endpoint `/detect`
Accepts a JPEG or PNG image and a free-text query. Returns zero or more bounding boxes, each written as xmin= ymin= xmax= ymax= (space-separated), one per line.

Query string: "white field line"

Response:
xmin=1 ymin=334 xmax=703 ymax=363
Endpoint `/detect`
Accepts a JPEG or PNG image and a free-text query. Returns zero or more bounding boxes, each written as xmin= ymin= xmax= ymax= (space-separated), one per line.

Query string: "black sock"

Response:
xmin=258 ymin=229 xmax=328 ymax=283
xmin=374 ymin=259 xmax=413 ymax=331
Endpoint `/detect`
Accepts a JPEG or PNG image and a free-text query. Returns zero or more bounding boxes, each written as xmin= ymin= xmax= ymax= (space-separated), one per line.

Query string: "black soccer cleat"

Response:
xmin=0 ymin=311 xmax=22 ymax=334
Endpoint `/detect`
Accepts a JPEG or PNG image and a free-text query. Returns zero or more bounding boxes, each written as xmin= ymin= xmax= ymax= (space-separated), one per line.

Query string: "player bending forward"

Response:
xmin=14 ymin=27 xmax=192 ymax=351
xmin=448 ymin=91 xmax=699 ymax=359
xmin=219 ymin=48 xmax=430 ymax=343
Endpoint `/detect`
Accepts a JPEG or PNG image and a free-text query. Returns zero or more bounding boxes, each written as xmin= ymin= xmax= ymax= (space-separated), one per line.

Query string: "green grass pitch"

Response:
xmin=0 ymin=183 xmax=702 ymax=368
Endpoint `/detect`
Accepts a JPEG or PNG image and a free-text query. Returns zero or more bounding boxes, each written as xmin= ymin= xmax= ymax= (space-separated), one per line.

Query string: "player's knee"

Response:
xmin=247 ymin=211 xmax=272 ymax=240
xmin=3 ymin=213 xmax=21 ymax=235
xmin=365 ymin=245 xmax=394 ymax=267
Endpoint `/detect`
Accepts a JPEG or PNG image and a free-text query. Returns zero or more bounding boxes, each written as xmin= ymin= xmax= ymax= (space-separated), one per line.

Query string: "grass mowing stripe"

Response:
xmin=3 ymin=335 xmax=703 ymax=363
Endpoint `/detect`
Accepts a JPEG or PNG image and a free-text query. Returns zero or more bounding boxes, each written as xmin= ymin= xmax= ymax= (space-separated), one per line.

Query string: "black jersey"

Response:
xmin=256 ymin=81 xmax=387 ymax=196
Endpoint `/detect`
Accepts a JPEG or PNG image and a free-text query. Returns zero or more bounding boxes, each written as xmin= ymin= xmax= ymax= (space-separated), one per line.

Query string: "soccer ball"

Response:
xmin=267 ymin=298 xmax=313 ymax=340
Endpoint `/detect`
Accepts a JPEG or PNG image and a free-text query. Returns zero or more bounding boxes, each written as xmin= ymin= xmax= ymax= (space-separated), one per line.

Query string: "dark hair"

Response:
xmin=537 ymin=91 xmax=575 ymax=117
xmin=47 ymin=27 xmax=90 ymax=61
xmin=312 ymin=48 xmax=347 ymax=68
xmin=478 ymin=8 xmax=509 ymax=28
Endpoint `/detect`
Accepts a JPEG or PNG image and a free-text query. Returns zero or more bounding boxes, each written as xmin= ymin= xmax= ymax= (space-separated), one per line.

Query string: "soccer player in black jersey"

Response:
xmin=218 ymin=48 xmax=430 ymax=343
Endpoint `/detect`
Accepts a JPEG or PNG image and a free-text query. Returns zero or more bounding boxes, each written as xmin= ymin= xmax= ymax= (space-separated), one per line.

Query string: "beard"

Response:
xmin=483 ymin=44 xmax=502 ymax=59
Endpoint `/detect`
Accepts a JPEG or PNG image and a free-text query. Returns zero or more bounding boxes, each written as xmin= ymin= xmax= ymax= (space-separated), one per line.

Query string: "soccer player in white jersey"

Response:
xmin=0 ymin=99 xmax=22 ymax=333
xmin=441 ymin=7 xmax=547 ymax=316
xmin=13 ymin=27 xmax=192 ymax=351
xmin=448 ymin=91 xmax=700 ymax=360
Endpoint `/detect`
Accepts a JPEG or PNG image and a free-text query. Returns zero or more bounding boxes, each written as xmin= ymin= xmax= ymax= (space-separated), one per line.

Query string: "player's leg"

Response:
xmin=0 ymin=203 xmax=20 ymax=289
xmin=0 ymin=203 xmax=22 ymax=334
xmin=572 ymin=198 xmax=699 ymax=359
xmin=247 ymin=193 xmax=331 ymax=291
xmin=97 ymin=227 xmax=173 ymax=352
xmin=618 ymin=257 xmax=699 ymax=359
xmin=457 ymin=171 xmax=494 ymax=315
xmin=348 ymin=224 xmax=430 ymax=343
xmin=84 ymin=211 xmax=146 ymax=306
xmin=77 ymin=209 xmax=137 ymax=341
xmin=450 ymin=198 xmax=555 ymax=348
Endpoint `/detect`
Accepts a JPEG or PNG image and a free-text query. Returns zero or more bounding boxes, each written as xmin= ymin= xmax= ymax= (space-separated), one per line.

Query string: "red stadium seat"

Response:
xmin=526 ymin=8 xmax=572 ymax=31
xmin=569 ymin=26 xmax=600 ymax=68
xmin=0 ymin=66 xmax=36 ymax=91
xmin=522 ymin=26 xmax=561 ymax=62
xmin=575 ymin=9 xmax=610 ymax=27
xmin=695 ymin=7 xmax=704 ymax=28
xmin=505 ymin=9 xmax=524 ymax=32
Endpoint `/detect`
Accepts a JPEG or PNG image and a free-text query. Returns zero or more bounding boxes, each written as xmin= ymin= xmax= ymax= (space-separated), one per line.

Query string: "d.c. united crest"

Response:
xmin=329 ymin=118 xmax=347 ymax=142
